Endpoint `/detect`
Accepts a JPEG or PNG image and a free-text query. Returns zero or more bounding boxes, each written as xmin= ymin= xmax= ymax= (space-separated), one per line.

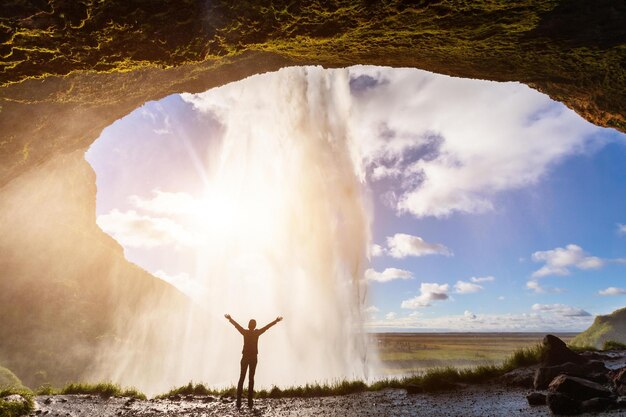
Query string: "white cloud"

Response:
xmin=498 ymin=296 xmax=506 ymax=301
xmin=349 ymin=66 xmax=602 ymax=218
xmin=369 ymin=244 xmax=384 ymax=257
xmin=97 ymin=209 xmax=196 ymax=248
xmin=598 ymin=287 xmax=626 ymax=296
xmin=153 ymin=270 xmax=205 ymax=298
xmin=454 ymin=280 xmax=483 ymax=294
xmin=471 ymin=276 xmax=495 ymax=283
xmin=531 ymin=303 xmax=591 ymax=317
xmin=464 ymin=310 xmax=477 ymax=320
xmin=526 ymin=280 xmax=544 ymax=293
xmin=401 ymin=283 xmax=449 ymax=308
xmin=531 ymin=244 xmax=604 ymax=278
xmin=364 ymin=305 xmax=380 ymax=313
xmin=365 ymin=311 xmax=593 ymax=332
xmin=385 ymin=312 xmax=397 ymax=320
xmin=618 ymin=224 xmax=626 ymax=235
xmin=129 ymin=190 xmax=198 ymax=216
xmin=526 ymin=280 xmax=565 ymax=294
xmin=386 ymin=233 xmax=451 ymax=258
xmin=365 ymin=268 xmax=413 ymax=283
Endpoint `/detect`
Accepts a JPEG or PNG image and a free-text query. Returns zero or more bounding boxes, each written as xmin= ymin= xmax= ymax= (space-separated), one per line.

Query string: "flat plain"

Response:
xmin=371 ymin=332 xmax=577 ymax=375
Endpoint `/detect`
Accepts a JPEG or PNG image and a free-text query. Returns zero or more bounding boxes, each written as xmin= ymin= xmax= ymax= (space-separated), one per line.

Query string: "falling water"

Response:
xmin=90 ymin=66 xmax=376 ymax=395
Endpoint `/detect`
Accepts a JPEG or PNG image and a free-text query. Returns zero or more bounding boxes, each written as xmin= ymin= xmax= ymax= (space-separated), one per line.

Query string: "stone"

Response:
xmin=501 ymin=367 xmax=535 ymax=388
xmin=581 ymin=397 xmax=615 ymax=412
xmin=405 ymin=384 xmax=422 ymax=394
xmin=548 ymin=375 xmax=613 ymax=401
xmin=526 ymin=392 xmax=546 ymax=406
xmin=542 ymin=335 xmax=587 ymax=366
xmin=534 ymin=361 xmax=609 ymax=390
xmin=617 ymin=396 xmax=626 ymax=408
xmin=547 ymin=392 xmax=582 ymax=415
xmin=2 ymin=394 xmax=27 ymax=404
xmin=609 ymin=366 xmax=626 ymax=385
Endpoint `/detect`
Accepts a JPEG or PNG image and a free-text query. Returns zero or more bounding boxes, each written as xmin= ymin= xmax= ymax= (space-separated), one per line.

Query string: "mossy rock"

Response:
xmin=0 ymin=366 xmax=22 ymax=389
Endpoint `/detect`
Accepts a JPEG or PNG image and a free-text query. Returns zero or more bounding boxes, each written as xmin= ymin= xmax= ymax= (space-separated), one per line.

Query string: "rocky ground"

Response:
xmin=16 ymin=337 xmax=626 ymax=417
xmin=25 ymin=385 xmax=625 ymax=417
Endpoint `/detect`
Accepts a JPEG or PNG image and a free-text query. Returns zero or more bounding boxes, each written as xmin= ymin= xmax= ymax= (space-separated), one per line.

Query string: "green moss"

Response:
xmin=0 ymin=366 xmax=22 ymax=389
xmin=0 ymin=387 xmax=34 ymax=417
xmin=603 ymin=340 xmax=626 ymax=350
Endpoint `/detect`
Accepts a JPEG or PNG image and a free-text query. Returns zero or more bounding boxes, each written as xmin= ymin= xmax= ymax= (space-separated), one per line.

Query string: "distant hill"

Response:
xmin=570 ymin=307 xmax=626 ymax=348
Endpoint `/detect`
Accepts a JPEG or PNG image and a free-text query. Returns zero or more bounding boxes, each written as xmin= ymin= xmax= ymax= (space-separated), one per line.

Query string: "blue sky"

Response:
xmin=86 ymin=66 xmax=626 ymax=332
xmin=368 ymin=138 xmax=626 ymax=324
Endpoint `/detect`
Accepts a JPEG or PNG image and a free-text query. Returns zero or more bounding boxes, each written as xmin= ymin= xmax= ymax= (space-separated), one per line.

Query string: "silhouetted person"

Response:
xmin=225 ymin=313 xmax=283 ymax=409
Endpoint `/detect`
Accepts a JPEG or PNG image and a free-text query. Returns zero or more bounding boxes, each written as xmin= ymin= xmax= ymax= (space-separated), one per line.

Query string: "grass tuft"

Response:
xmin=603 ymin=340 xmax=626 ymax=351
xmin=58 ymin=382 xmax=146 ymax=399
xmin=568 ymin=344 xmax=598 ymax=353
xmin=156 ymin=382 xmax=224 ymax=399
xmin=256 ymin=380 xmax=368 ymax=398
xmin=0 ymin=387 xmax=35 ymax=417
xmin=502 ymin=343 xmax=545 ymax=371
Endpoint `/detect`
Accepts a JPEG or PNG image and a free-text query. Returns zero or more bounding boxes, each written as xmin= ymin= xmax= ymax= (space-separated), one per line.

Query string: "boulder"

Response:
xmin=581 ymin=397 xmax=615 ymax=413
xmin=1 ymin=394 xmax=28 ymax=405
xmin=526 ymin=392 xmax=547 ymax=406
xmin=547 ymin=392 xmax=582 ymax=415
xmin=534 ymin=361 xmax=609 ymax=390
xmin=542 ymin=335 xmax=587 ymax=366
xmin=501 ymin=367 xmax=536 ymax=388
xmin=548 ymin=375 xmax=613 ymax=401
xmin=611 ymin=367 xmax=626 ymax=383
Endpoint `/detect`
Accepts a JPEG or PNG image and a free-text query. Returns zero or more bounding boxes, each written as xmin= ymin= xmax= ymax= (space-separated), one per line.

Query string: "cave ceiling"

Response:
xmin=0 ymin=0 xmax=625 ymax=188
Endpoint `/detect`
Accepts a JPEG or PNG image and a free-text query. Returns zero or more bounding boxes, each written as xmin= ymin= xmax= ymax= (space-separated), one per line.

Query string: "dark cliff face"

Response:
xmin=0 ymin=150 xmax=189 ymax=387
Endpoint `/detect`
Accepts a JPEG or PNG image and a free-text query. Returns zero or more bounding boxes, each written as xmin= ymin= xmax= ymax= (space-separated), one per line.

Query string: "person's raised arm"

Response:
xmin=224 ymin=314 xmax=245 ymax=335
xmin=258 ymin=316 xmax=283 ymax=334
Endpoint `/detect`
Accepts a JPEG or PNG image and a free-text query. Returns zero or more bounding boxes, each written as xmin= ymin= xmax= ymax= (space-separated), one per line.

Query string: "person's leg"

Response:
xmin=247 ymin=356 xmax=258 ymax=408
xmin=236 ymin=357 xmax=248 ymax=408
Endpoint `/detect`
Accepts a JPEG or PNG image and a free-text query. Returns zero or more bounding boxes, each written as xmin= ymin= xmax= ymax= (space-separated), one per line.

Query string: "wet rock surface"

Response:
xmin=548 ymin=375 xmax=613 ymax=401
xmin=27 ymin=387 xmax=532 ymax=417
xmin=31 ymin=385 xmax=626 ymax=417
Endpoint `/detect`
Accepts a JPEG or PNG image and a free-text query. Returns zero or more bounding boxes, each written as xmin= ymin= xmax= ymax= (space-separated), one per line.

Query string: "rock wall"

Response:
xmin=0 ymin=150 xmax=187 ymax=387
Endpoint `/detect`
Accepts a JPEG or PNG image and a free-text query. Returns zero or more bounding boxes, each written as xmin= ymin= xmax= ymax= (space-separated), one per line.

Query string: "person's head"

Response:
xmin=248 ymin=319 xmax=256 ymax=330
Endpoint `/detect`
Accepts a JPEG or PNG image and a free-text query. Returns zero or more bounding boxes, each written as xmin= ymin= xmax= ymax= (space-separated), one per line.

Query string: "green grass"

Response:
xmin=501 ymin=343 xmax=544 ymax=370
xmin=157 ymin=343 xmax=549 ymax=399
xmin=373 ymin=333 xmax=564 ymax=375
xmin=156 ymin=382 xmax=224 ymax=399
xmin=257 ymin=380 xmax=368 ymax=398
xmin=0 ymin=387 xmax=35 ymax=417
xmin=603 ymin=340 xmax=626 ymax=351
xmin=54 ymin=382 xmax=146 ymax=399
xmin=568 ymin=344 xmax=598 ymax=353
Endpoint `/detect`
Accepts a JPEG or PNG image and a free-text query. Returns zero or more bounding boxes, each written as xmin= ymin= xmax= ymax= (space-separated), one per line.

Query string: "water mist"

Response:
xmin=90 ymin=66 xmax=377 ymax=395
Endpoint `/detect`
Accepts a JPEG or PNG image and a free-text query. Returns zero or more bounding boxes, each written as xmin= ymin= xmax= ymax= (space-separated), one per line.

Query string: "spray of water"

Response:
xmin=90 ymin=66 xmax=376 ymax=395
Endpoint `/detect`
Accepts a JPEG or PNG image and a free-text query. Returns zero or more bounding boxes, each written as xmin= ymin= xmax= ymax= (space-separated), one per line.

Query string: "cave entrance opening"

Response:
xmin=82 ymin=65 xmax=626 ymax=394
